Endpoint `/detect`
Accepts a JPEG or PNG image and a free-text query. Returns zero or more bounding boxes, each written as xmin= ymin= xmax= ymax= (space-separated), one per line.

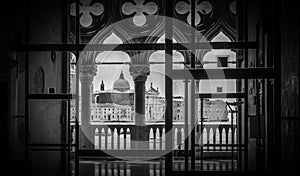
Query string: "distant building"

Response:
xmin=71 ymin=71 xmax=229 ymax=123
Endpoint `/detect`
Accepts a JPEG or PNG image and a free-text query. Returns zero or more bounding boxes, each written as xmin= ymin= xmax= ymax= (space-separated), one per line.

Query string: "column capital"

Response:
xmin=129 ymin=64 xmax=150 ymax=82
xmin=79 ymin=65 xmax=97 ymax=83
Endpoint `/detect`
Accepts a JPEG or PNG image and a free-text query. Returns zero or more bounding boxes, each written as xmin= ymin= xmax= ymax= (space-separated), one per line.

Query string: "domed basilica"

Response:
xmin=91 ymin=71 xmax=165 ymax=122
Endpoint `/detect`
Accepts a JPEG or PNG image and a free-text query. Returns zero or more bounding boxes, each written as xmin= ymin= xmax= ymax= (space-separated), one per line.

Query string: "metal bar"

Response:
xmin=16 ymin=42 xmax=258 ymax=51
xmin=62 ymin=0 xmax=70 ymax=173
xmin=197 ymin=93 xmax=246 ymax=99
xmin=200 ymin=98 xmax=204 ymax=170
xmin=200 ymin=144 xmax=245 ymax=147
xmin=190 ymin=0 xmax=196 ymax=170
xmin=28 ymin=144 xmax=76 ymax=147
xmin=24 ymin=0 xmax=30 ymax=161
xmin=28 ymin=94 xmax=74 ymax=99
xmin=169 ymin=68 xmax=275 ymax=80
xmin=190 ymin=80 xmax=196 ymax=170
xmin=92 ymin=62 xmax=185 ymax=65
xmin=231 ymin=109 xmax=234 ymax=170
xmin=184 ymin=80 xmax=189 ymax=172
xmin=28 ymin=148 xmax=70 ymax=151
xmin=165 ymin=0 xmax=173 ymax=174
xmin=67 ymin=99 xmax=71 ymax=176
xmin=191 ymin=0 xmax=196 ymax=69
xmin=237 ymin=0 xmax=244 ymax=170
xmin=273 ymin=0 xmax=281 ymax=174
xmin=202 ymin=61 xmax=237 ymax=64
xmin=75 ymin=0 xmax=80 ymax=176
xmin=244 ymin=0 xmax=249 ymax=171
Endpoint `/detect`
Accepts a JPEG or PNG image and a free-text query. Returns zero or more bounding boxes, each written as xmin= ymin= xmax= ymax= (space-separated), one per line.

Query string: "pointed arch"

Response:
xmin=80 ymin=24 xmax=132 ymax=65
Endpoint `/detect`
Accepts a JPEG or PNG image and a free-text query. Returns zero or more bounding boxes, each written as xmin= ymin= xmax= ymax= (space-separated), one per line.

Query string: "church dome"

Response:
xmin=113 ymin=71 xmax=130 ymax=92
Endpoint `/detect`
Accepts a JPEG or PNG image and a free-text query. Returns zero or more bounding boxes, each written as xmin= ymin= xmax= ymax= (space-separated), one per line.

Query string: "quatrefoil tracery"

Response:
xmin=121 ymin=0 xmax=158 ymax=27
xmin=70 ymin=0 xmax=104 ymax=27
xmin=175 ymin=0 xmax=213 ymax=26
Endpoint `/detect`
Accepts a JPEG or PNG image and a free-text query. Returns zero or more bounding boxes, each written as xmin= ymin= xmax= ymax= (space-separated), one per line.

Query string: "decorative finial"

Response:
xmin=100 ymin=80 xmax=105 ymax=91
xmin=119 ymin=70 xmax=124 ymax=79
xmin=157 ymin=87 xmax=159 ymax=92
xmin=151 ymin=82 xmax=153 ymax=88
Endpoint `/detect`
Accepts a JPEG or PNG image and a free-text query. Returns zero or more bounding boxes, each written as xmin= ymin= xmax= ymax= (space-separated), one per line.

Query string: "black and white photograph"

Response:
xmin=0 ymin=0 xmax=299 ymax=175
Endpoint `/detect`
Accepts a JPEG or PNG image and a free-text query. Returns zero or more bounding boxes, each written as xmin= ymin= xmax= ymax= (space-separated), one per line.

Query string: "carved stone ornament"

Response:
xmin=79 ymin=65 xmax=97 ymax=83
xmin=122 ymin=0 xmax=158 ymax=27
xmin=175 ymin=0 xmax=213 ymax=25
xmin=70 ymin=0 xmax=104 ymax=27
xmin=129 ymin=64 xmax=150 ymax=81
xmin=33 ymin=67 xmax=45 ymax=94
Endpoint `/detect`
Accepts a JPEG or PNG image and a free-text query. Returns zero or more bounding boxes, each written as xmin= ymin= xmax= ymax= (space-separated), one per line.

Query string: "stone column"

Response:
xmin=79 ymin=65 xmax=96 ymax=149
xmin=130 ymin=64 xmax=150 ymax=150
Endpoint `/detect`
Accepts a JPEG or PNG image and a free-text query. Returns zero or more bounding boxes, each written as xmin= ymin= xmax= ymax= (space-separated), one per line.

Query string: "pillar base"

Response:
xmin=131 ymin=126 xmax=150 ymax=150
xmin=79 ymin=127 xmax=94 ymax=150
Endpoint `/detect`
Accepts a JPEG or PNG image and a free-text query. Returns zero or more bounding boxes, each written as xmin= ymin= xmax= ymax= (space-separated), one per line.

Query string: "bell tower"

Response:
xmin=100 ymin=80 xmax=105 ymax=91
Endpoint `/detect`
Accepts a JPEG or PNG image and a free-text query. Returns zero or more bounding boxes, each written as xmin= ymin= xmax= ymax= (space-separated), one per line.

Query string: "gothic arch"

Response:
xmin=80 ymin=24 xmax=132 ymax=65
xmin=203 ymin=24 xmax=237 ymax=42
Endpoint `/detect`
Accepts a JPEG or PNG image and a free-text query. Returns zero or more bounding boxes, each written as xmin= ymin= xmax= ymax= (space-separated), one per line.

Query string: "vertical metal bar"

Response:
xmin=61 ymin=1 xmax=70 ymax=174
xmin=190 ymin=0 xmax=196 ymax=171
xmin=238 ymin=103 xmax=242 ymax=171
xmin=231 ymin=110 xmax=234 ymax=170
xmin=273 ymin=0 xmax=281 ymax=174
xmin=243 ymin=0 xmax=249 ymax=171
xmin=200 ymin=98 xmax=204 ymax=170
xmin=75 ymin=0 xmax=80 ymax=175
xmin=165 ymin=0 xmax=173 ymax=174
xmin=190 ymin=0 xmax=196 ymax=68
xmin=67 ymin=100 xmax=71 ymax=176
xmin=184 ymin=80 xmax=189 ymax=172
xmin=190 ymin=80 xmax=196 ymax=170
xmin=24 ymin=0 xmax=30 ymax=161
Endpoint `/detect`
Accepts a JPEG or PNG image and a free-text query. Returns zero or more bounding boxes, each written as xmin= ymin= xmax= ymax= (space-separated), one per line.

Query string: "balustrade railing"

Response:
xmin=71 ymin=123 xmax=237 ymax=152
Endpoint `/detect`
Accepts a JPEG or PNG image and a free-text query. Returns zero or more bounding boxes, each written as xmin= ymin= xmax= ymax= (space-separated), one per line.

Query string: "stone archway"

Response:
xmin=77 ymin=17 xmax=203 ymax=150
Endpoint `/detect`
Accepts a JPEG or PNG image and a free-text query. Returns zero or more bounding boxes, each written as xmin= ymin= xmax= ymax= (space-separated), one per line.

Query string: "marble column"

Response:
xmin=79 ymin=65 xmax=96 ymax=149
xmin=130 ymin=64 xmax=150 ymax=150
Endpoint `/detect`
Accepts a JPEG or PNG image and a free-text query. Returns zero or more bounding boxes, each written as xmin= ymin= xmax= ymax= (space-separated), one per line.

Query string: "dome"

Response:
xmin=113 ymin=71 xmax=130 ymax=92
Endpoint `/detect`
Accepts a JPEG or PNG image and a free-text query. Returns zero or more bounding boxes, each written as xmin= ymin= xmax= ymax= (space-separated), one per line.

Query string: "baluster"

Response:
xmin=213 ymin=128 xmax=216 ymax=151
xmin=123 ymin=128 xmax=127 ymax=150
xmin=149 ymin=128 xmax=153 ymax=150
xmin=156 ymin=128 xmax=161 ymax=150
xmin=225 ymin=127 xmax=229 ymax=151
xmin=159 ymin=127 xmax=162 ymax=150
xmin=174 ymin=127 xmax=177 ymax=149
xmin=109 ymin=128 xmax=113 ymax=150
xmin=153 ymin=128 xmax=157 ymax=150
xmin=177 ymin=128 xmax=182 ymax=150
xmin=117 ymin=128 xmax=120 ymax=150
xmin=228 ymin=128 xmax=232 ymax=151
xmin=181 ymin=128 xmax=185 ymax=150
xmin=207 ymin=127 xmax=210 ymax=151
xmin=105 ymin=128 xmax=108 ymax=150
xmin=234 ymin=128 xmax=237 ymax=151
xmin=219 ymin=127 xmax=223 ymax=151
xmin=162 ymin=128 xmax=165 ymax=150
xmin=119 ymin=128 xmax=123 ymax=150
xmin=99 ymin=128 xmax=102 ymax=150
xmin=206 ymin=127 xmax=209 ymax=150
xmin=95 ymin=128 xmax=97 ymax=150
xmin=127 ymin=128 xmax=131 ymax=150
xmin=215 ymin=128 xmax=220 ymax=151
xmin=112 ymin=128 xmax=115 ymax=150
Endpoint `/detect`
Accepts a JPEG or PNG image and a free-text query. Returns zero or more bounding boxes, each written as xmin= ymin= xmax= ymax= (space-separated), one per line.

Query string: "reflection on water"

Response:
xmin=75 ymin=159 xmax=237 ymax=176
